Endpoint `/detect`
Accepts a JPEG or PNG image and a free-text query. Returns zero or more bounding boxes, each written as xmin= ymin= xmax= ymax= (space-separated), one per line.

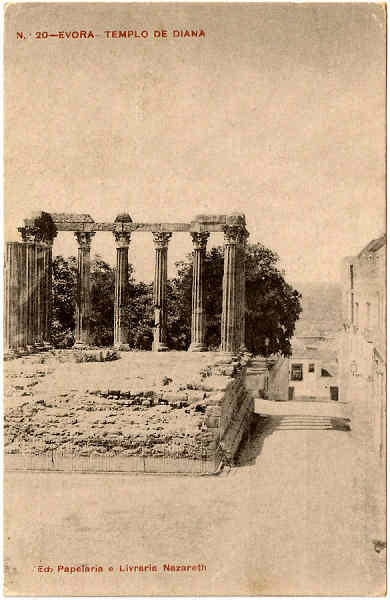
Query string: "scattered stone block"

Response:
xmin=187 ymin=390 xmax=206 ymax=403
xmin=200 ymin=376 xmax=233 ymax=392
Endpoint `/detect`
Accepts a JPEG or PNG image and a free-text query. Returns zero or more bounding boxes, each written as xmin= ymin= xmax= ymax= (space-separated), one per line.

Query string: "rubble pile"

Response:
xmin=4 ymin=351 xmax=254 ymax=465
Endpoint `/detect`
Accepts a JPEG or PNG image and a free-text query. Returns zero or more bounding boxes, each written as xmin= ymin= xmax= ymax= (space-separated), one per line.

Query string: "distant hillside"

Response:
xmin=292 ymin=281 xmax=342 ymax=335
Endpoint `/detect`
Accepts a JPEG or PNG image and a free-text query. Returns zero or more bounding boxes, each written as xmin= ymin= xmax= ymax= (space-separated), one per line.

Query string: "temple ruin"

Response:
xmin=4 ymin=211 xmax=249 ymax=356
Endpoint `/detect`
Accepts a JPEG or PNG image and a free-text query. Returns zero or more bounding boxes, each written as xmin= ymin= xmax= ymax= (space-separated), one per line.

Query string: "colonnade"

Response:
xmin=4 ymin=212 xmax=249 ymax=355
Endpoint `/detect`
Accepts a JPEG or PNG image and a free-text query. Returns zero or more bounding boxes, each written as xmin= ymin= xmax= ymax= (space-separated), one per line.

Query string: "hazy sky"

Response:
xmin=4 ymin=3 xmax=386 ymax=285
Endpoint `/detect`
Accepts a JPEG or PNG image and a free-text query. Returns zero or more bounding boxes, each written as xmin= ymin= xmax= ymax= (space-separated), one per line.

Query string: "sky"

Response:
xmin=4 ymin=2 xmax=386 ymax=285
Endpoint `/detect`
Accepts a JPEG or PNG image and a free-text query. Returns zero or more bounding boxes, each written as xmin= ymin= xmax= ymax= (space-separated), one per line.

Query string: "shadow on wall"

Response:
xmin=234 ymin=414 xmax=276 ymax=468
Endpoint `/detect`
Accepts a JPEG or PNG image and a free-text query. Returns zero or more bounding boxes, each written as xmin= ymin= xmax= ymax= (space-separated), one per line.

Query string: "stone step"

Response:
xmin=258 ymin=416 xmax=348 ymax=423
xmin=258 ymin=414 xmax=351 ymax=432
xmin=272 ymin=426 xmax=335 ymax=430
xmin=269 ymin=415 xmax=343 ymax=421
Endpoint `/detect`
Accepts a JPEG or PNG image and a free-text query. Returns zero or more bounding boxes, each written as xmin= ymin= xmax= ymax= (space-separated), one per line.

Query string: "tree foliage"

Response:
xmin=167 ymin=243 xmax=302 ymax=356
xmin=50 ymin=255 xmax=77 ymax=348
xmin=244 ymin=244 xmax=302 ymax=356
xmin=124 ymin=281 xmax=154 ymax=350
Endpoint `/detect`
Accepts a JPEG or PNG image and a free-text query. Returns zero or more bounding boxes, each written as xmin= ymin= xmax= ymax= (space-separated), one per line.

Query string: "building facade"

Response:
xmin=340 ymin=234 xmax=386 ymax=457
xmin=288 ymin=346 xmax=338 ymax=402
xmin=265 ymin=339 xmax=339 ymax=402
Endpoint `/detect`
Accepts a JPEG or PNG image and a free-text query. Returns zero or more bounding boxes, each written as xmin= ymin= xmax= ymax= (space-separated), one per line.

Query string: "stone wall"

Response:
xmin=200 ymin=356 xmax=254 ymax=464
xmin=267 ymin=356 xmax=289 ymax=401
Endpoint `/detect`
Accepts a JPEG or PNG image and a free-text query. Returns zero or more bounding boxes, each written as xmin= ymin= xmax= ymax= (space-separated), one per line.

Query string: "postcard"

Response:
xmin=3 ymin=2 xmax=386 ymax=596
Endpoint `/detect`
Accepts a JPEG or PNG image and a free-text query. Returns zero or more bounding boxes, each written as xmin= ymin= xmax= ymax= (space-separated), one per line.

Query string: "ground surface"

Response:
xmin=3 ymin=351 xmax=386 ymax=595
xmin=4 ymin=412 xmax=386 ymax=596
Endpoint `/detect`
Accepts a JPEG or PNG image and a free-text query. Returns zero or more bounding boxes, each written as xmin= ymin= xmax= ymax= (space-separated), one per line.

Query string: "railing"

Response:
xmin=4 ymin=449 xmax=223 ymax=475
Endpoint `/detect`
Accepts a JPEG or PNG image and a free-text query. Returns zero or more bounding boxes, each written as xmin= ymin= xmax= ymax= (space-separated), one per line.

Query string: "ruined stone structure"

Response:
xmin=4 ymin=211 xmax=249 ymax=355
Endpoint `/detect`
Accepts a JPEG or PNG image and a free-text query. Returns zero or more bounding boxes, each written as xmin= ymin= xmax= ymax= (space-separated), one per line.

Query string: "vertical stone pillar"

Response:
xmin=42 ymin=242 xmax=52 ymax=346
xmin=74 ymin=232 xmax=95 ymax=348
xmin=113 ymin=231 xmax=131 ymax=350
xmin=4 ymin=243 xmax=24 ymax=354
xmin=220 ymin=219 xmax=248 ymax=354
xmin=152 ymin=232 xmax=172 ymax=352
xmin=3 ymin=244 xmax=12 ymax=353
xmin=189 ymin=231 xmax=209 ymax=352
xmin=36 ymin=243 xmax=44 ymax=345
xmin=238 ymin=230 xmax=249 ymax=351
xmin=19 ymin=228 xmax=37 ymax=350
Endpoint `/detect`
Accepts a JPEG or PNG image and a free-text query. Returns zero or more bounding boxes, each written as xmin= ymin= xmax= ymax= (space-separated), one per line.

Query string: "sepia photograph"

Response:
xmin=3 ymin=2 xmax=387 ymax=596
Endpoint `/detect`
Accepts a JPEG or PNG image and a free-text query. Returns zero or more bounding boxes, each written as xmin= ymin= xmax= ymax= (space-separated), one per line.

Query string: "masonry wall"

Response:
xmin=267 ymin=357 xmax=289 ymax=401
xmin=200 ymin=356 xmax=254 ymax=464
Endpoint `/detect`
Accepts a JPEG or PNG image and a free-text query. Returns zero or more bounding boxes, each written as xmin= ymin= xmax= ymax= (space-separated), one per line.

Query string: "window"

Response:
xmin=291 ymin=364 xmax=303 ymax=381
xmin=321 ymin=368 xmax=332 ymax=377
xmin=308 ymin=363 xmax=315 ymax=373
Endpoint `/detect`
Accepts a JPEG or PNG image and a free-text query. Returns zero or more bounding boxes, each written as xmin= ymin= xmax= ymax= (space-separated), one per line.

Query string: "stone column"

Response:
xmin=113 ymin=231 xmax=131 ymax=350
xmin=220 ymin=222 xmax=247 ymax=354
xmin=36 ymin=243 xmax=45 ymax=346
xmin=238 ymin=230 xmax=249 ymax=351
xmin=19 ymin=227 xmax=37 ymax=350
xmin=189 ymin=231 xmax=209 ymax=352
xmin=74 ymin=232 xmax=95 ymax=348
xmin=152 ymin=232 xmax=172 ymax=352
xmin=4 ymin=243 xmax=24 ymax=354
xmin=17 ymin=215 xmax=57 ymax=352
xmin=43 ymin=242 xmax=53 ymax=347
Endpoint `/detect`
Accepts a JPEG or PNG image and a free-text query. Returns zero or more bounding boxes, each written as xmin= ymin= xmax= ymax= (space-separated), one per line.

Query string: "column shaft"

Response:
xmin=18 ymin=214 xmax=57 ymax=350
xmin=18 ymin=243 xmax=27 ymax=349
xmin=36 ymin=244 xmax=44 ymax=345
xmin=189 ymin=232 xmax=209 ymax=351
xmin=74 ymin=232 xmax=95 ymax=347
xmin=26 ymin=242 xmax=37 ymax=348
xmin=152 ymin=232 xmax=171 ymax=351
xmin=220 ymin=223 xmax=248 ymax=354
xmin=239 ymin=235 xmax=248 ymax=350
xmin=4 ymin=243 xmax=21 ymax=352
xmin=114 ymin=232 xmax=131 ymax=350
xmin=45 ymin=244 xmax=53 ymax=346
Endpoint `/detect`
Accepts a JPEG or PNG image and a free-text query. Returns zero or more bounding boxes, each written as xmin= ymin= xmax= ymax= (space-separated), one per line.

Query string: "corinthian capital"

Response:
xmin=223 ymin=225 xmax=249 ymax=246
xmin=114 ymin=231 xmax=131 ymax=248
xmin=191 ymin=231 xmax=210 ymax=251
xmin=152 ymin=232 xmax=172 ymax=249
xmin=74 ymin=231 xmax=95 ymax=248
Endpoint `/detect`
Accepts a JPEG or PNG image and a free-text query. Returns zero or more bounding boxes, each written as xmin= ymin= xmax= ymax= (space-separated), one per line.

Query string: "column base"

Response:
xmin=188 ymin=342 xmax=208 ymax=352
xmin=152 ymin=342 xmax=169 ymax=352
xmin=113 ymin=343 xmax=130 ymax=351
xmin=34 ymin=342 xmax=48 ymax=352
xmin=73 ymin=341 xmax=91 ymax=350
xmin=219 ymin=349 xmax=238 ymax=358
